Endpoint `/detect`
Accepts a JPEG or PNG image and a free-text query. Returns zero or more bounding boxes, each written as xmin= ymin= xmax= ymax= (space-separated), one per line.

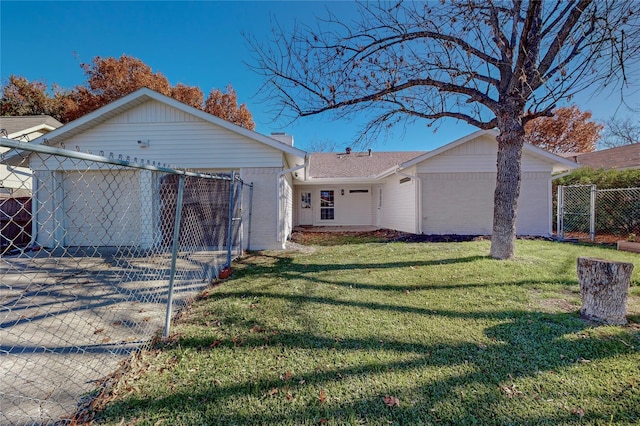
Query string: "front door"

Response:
xmin=299 ymin=191 xmax=313 ymax=225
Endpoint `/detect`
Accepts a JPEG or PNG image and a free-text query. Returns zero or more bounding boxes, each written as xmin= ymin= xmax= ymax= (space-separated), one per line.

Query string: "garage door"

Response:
xmin=63 ymin=170 xmax=141 ymax=246
xmin=421 ymin=172 xmax=495 ymax=235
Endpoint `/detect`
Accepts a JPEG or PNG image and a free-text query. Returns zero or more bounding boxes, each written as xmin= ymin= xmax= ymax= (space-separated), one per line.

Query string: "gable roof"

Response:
xmin=0 ymin=115 xmax=63 ymax=139
xmin=571 ymin=144 xmax=640 ymax=170
xmin=394 ymin=129 xmax=578 ymax=175
xmin=308 ymin=151 xmax=425 ymax=179
xmin=26 ymin=87 xmax=307 ymax=159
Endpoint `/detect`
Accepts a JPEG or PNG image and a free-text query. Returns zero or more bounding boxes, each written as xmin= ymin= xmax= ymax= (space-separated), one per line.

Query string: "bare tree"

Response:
xmin=249 ymin=0 xmax=640 ymax=259
xmin=601 ymin=116 xmax=640 ymax=148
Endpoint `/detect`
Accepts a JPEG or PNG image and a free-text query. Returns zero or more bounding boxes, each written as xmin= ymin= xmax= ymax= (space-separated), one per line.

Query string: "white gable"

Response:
xmin=40 ymin=100 xmax=286 ymax=170
xmin=414 ymin=132 xmax=567 ymax=174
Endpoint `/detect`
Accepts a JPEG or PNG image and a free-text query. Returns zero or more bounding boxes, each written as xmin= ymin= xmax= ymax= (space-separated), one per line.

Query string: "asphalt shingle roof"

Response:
xmin=0 ymin=115 xmax=63 ymax=137
xmin=308 ymin=151 xmax=426 ymax=178
xmin=573 ymin=144 xmax=640 ymax=170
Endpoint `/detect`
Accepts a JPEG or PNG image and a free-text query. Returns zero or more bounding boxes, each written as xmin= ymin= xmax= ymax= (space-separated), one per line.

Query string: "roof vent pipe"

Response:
xmin=368 ymin=148 xmax=372 ymax=157
xmin=346 ymin=147 xmax=352 ymax=154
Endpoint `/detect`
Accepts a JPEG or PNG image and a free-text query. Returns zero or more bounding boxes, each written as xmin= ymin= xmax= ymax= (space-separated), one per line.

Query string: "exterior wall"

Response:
xmin=415 ymin=134 xmax=556 ymax=236
xmin=241 ymin=167 xmax=282 ymax=250
xmin=33 ymin=170 xmax=65 ymax=248
xmin=421 ymin=172 xmax=495 ymax=235
xmin=517 ymin=172 xmax=552 ymax=235
xmin=0 ymin=165 xmax=32 ymax=194
xmin=281 ymin=173 xmax=294 ymax=243
xmin=379 ymin=169 xmax=418 ymax=233
xmin=1 ymin=146 xmax=32 ymax=194
xmin=293 ymin=185 xmax=374 ymax=226
xmin=420 ymin=171 xmax=552 ymax=236
xmin=62 ymin=170 xmax=141 ymax=246
xmin=27 ymin=99 xmax=295 ymax=251
xmin=37 ymin=100 xmax=284 ymax=170
xmin=416 ymin=134 xmax=552 ymax=173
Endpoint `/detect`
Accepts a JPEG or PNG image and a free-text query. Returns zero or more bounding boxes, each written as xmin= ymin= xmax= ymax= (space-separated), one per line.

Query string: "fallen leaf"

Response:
xmin=284 ymin=371 xmax=292 ymax=381
xmin=383 ymin=395 xmax=400 ymax=407
xmin=571 ymin=407 xmax=585 ymax=418
xmin=209 ymin=340 xmax=222 ymax=348
xmin=501 ymin=384 xmax=523 ymax=398
xmin=268 ymin=388 xmax=278 ymax=396
xmin=250 ymin=325 xmax=265 ymax=333
xmin=286 ymin=391 xmax=293 ymax=401
xmin=318 ymin=389 xmax=327 ymax=404
xmin=94 ymin=328 xmax=105 ymax=334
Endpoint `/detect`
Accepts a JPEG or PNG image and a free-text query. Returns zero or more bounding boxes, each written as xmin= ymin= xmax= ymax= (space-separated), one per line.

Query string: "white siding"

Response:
xmin=416 ymin=134 xmax=553 ymax=173
xmin=517 ymin=172 xmax=551 ymax=235
xmin=0 ymin=165 xmax=32 ymax=192
xmin=281 ymin=173 xmax=294 ymax=242
xmin=31 ymin=100 xmax=284 ymax=170
xmin=33 ymin=171 xmax=65 ymax=248
xmin=63 ymin=171 xmax=141 ymax=246
xmin=420 ymin=171 xmax=552 ymax=236
xmin=421 ymin=172 xmax=495 ymax=235
xmin=241 ymin=167 xmax=282 ymax=250
xmin=1 ymin=146 xmax=32 ymax=192
xmin=379 ymin=171 xmax=418 ymax=233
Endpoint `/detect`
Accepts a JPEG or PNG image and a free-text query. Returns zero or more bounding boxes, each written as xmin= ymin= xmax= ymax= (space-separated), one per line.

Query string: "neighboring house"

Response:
xmin=0 ymin=115 xmax=63 ymax=197
xmin=562 ymin=143 xmax=640 ymax=170
xmin=293 ymin=130 xmax=577 ymax=236
xmin=11 ymin=88 xmax=306 ymax=251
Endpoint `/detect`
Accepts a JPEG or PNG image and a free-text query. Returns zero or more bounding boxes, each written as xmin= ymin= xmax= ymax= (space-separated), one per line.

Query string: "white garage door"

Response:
xmin=63 ymin=170 xmax=141 ymax=246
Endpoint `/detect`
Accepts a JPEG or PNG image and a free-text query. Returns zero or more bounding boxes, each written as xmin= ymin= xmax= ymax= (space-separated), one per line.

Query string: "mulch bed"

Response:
xmin=290 ymin=229 xmax=560 ymax=246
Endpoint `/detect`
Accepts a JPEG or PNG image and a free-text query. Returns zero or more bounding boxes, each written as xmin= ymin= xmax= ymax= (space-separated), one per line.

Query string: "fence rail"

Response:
xmin=557 ymin=184 xmax=640 ymax=243
xmin=1 ymin=138 xmax=251 ymax=425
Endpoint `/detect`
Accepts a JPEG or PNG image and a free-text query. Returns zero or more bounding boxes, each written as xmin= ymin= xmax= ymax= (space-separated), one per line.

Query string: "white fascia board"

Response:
xmin=7 ymin=124 xmax=58 ymax=140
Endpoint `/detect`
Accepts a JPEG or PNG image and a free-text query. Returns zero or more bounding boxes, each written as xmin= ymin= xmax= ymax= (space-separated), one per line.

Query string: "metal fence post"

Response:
xmin=226 ymin=171 xmax=235 ymax=268
xmin=557 ymin=185 xmax=564 ymax=241
xmin=590 ymin=184 xmax=596 ymax=242
xmin=247 ymin=182 xmax=253 ymax=251
xmin=163 ymin=174 xmax=185 ymax=338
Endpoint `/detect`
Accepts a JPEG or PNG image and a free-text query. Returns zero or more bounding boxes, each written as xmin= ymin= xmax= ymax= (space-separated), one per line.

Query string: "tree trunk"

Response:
xmin=490 ymin=128 xmax=524 ymax=260
xmin=577 ymin=257 xmax=633 ymax=325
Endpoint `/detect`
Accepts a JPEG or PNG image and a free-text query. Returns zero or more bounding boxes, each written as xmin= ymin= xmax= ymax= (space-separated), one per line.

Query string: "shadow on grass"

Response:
xmin=91 ymin=305 xmax=639 ymax=425
xmin=85 ymin=249 xmax=640 ymax=424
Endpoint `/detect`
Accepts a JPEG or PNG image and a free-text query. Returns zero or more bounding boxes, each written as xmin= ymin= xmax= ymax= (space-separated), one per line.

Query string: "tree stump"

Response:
xmin=577 ymin=257 xmax=633 ymax=325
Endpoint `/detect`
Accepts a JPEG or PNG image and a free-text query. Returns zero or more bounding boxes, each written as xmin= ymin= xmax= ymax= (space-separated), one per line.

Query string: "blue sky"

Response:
xmin=1 ymin=1 xmax=637 ymax=152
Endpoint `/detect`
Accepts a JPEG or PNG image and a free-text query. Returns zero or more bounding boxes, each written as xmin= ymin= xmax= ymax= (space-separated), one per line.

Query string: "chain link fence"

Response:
xmin=1 ymin=138 xmax=251 ymax=425
xmin=557 ymin=184 xmax=640 ymax=243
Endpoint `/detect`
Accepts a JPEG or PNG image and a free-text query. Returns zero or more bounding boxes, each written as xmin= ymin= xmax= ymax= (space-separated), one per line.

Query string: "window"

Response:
xmin=301 ymin=192 xmax=311 ymax=209
xmin=320 ymin=190 xmax=334 ymax=220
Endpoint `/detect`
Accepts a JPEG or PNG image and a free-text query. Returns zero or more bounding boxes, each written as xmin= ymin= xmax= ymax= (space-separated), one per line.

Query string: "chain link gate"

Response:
xmin=1 ymin=138 xmax=251 ymax=425
xmin=557 ymin=184 xmax=640 ymax=242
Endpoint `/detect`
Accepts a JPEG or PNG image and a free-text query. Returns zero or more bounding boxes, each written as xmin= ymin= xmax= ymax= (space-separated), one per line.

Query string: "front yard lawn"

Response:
xmin=85 ymin=239 xmax=639 ymax=425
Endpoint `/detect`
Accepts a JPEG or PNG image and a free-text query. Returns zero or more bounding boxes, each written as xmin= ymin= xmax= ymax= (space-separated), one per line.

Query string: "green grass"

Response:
xmin=87 ymin=240 xmax=639 ymax=425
